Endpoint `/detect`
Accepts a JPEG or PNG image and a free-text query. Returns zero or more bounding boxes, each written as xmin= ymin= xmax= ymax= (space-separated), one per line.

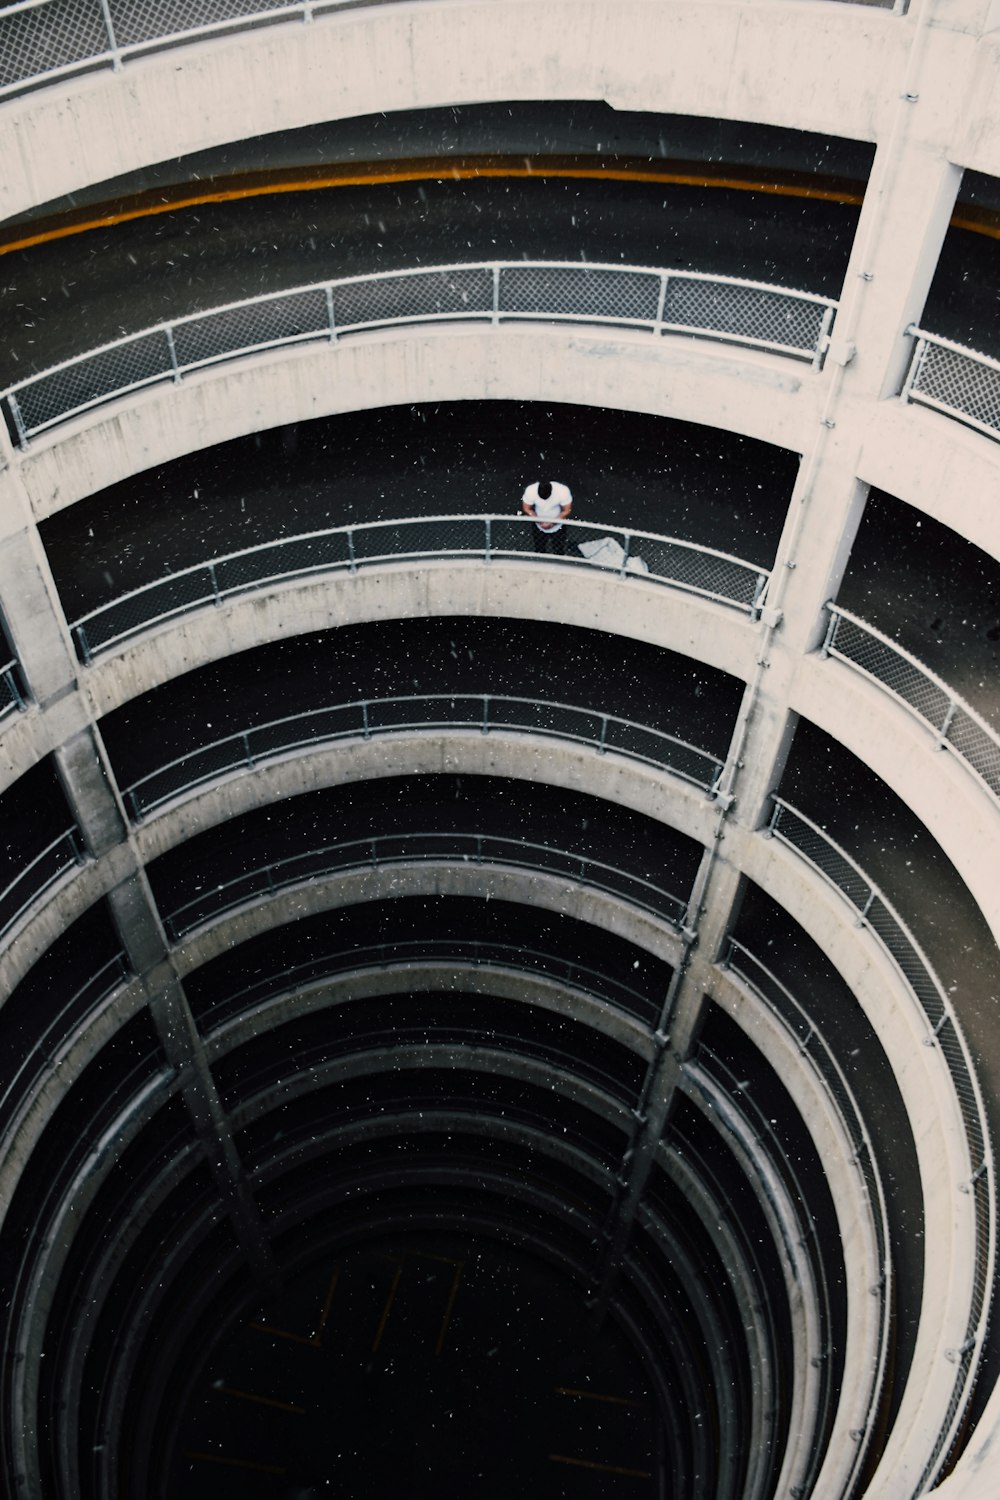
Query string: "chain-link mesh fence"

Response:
xmin=662 ymin=276 xmax=828 ymax=354
xmin=11 ymin=331 xmax=173 ymax=437
xmin=173 ymin=288 xmax=328 ymax=366
xmin=825 ymin=608 xmax=1000 ymax=803
xmin=125 ymin=694 xmax=724 ymax=819
xmin=108 ymin=0 xmax=293 ymax=50
xmin=0 ymin=0 xmax=108 ymax=91
xmin=68 ymin=514 xmax=770 ymax=662
xmin=332 ymin=267 xmax=494 ymax=330
xmin=4 ymin=264 xmax=836 ymax=445
xmin=906 ymin=336 xmax=1000 ymax=439
xmin=499 ymin=264 xmax=661 ymax=324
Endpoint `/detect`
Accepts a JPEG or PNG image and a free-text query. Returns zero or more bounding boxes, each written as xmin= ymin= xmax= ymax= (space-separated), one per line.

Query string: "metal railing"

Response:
xmin=822 ymin=603 xmax=1000 ymax=804
xmin=123 ymin=693 xmax=725 ymax=820
xmin=691 ymin=1040 xmax=837 ymax=1498
xmin=70 ymin=513 xmax=771 ymax=661
xmin=0 ymin=951 xmax=130 ymax=1142
xmin=0 ymin=0 xmax=903 ymax=102
xmin=160 ymin=829 xmax=690 ymax=940
xmin=902 ymin=327 xmax=1000 ymax=443
xmin=767 ymin=796 xmax=995 ymax=1490
xmin=0 ymin=0 xmax=404 ymax=97
xmin=0 ymin=260 xmax=837 ymax=447
xmin=723 ymin=935 xmax=892 ymax=1495
xmin=0 ymin=658 xmax=26 ymax=721
xmin=0 ymin=827 xmax=86 ymax=944
xmin=193 ymin=938 xmax=665 ymax=1035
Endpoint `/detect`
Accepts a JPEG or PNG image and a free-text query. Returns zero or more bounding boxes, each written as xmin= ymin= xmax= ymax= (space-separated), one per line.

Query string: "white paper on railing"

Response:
xmin=578 ymin=536 xmax=649 ymax=574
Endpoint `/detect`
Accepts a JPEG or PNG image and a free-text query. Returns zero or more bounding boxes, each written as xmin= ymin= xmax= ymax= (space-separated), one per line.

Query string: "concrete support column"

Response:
xmin=145 ymin=972 xmax=274 ymax=1278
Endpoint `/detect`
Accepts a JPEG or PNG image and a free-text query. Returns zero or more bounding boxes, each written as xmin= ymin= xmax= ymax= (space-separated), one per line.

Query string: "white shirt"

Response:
xmin=522 ymin=480 xmax=573 ymax=531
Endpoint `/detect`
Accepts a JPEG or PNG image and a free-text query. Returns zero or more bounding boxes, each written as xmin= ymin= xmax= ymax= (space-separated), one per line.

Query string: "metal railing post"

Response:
xmin=74 ymin=625 xmax=92 ymax=667
xmin=325 ymin=284 xmax=337 ymax=342
xmin=484 ymin=517 xmax=492 ymax=562
xmin=492 ymin=266 xmax=501 ymax=325
xmin=98 ymin=0 xmax=122 ymax=70
xmin=813 ymin=303 xmax=836 ymax=371
xmin=482 ymin=696 xmax=490 ymax=735
xmin=654 ymin=272 xmax=669 ymax=335
xmin=347 ymin=528 xmax=356 ymax=573
xmin=751 ymin=572 xmax=769 ymax=621
xmin=937 ymin=699 xmax=958 ymax=749
xmin=900 ymin=330 xmax=928 ymax=404
xmin=164 ymin=326 xmax=181 ymax=384
xmin=6 ymin=393 xmax=29 ymax=452
xmin=820 ymin=607 xmax=839 ymax=659
xmin=598 ymin=715 xmax=608 ymax=754
xmin=208 ymin=562 xmax=221 ymax=606
xmin=362 ymin=701 xmax=370 ymax=739
xmin=618 ymin=534 xmax=631 ymax=578
xmin=242 ymin=732 xmax=254 ymax=769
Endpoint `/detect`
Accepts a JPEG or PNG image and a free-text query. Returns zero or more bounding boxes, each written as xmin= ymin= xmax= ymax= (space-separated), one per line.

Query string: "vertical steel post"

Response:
xmin=492 ymin=266 xmax=501 ymax=326
xmin=820 ymin=607 xmax=839 ymax=659
xmin=164 ymin=326 xmax=181 ymax=384
xmin=7 ymin=393 xmax=29 ymax=452
xmin=98 ymin=0 xmax=121 ymax=70
xmin=325 ymin=285 xmax=337 ymax=341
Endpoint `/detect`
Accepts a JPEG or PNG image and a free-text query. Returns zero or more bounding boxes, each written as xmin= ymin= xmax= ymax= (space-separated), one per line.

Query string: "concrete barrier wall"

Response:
xmin=0 ymin=0 xmax=911 ymax=222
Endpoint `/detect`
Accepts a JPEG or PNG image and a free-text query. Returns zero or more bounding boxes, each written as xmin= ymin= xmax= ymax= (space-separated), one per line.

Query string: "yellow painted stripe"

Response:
xmin=0 ymin=157 xmax=864 ymax=259
xmin=554 ymin=1385 xmax=639 ymax=1407
xmin=185 ymin=1451 xmax=286 ymax=1474
xmin=549 ymin=1452 xmax=652 ymax=1480
xmin=3 ymin=155 xmax=995 ymax=263
xmin=214 ymin=1385 xmax=306 ymax=1415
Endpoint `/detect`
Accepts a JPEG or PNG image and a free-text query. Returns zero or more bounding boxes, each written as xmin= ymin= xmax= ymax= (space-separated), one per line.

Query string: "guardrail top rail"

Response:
xmin=70 ymin=512 xmax=772 ymax=661
xmin=1 ymin=260 xmax=837 ymax=447
xmin=123 ymin=691 xmax=726 ymax=819
xmin=903 ymin=327 xmax=1000 ymax=444
xmin=160 ymin=829 xmax=691 ymax=941
xmin=822 ymin=601 xmax=1000 ymax=805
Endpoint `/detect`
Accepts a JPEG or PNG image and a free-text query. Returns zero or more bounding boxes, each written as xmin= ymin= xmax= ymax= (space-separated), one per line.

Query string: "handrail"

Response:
xmin=192 ymin=938 xmax=664 ymax=1035
xmin=767 ymin=795 xmax=995 ymax=1489
xmin=159 ymin=829 xmax=691 ymax=940
xmin=0 ymin=952 xmax=130 ymax=1145
xmin=822 ymin=601 xmax=1000 ymax=804
xmin=724 ymin=935 xmax=892 ymax=1496
xmin=0 ymin=0 xmax=901 ymax=104
xmin=122 ymin=691 xmax=726 ymax=820
xmin=0 ymin=826 xmax=85 ymax=945
xmin=902 ymin=326 xmax=1000 ymax=443
xmin=70 ymin=512 xmax=771 ymax=661
xmin=1 ymin=259 xmax=838 ymax=447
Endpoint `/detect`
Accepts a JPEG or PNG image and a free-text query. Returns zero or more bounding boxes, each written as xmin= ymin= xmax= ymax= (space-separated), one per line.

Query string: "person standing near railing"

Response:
xmin=521 ymin=479 xmax=573 ymax=555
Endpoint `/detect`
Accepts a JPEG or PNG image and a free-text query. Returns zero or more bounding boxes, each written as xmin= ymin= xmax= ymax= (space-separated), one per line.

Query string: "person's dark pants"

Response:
xmin=533 ymin=526 xmax=567 ymax=555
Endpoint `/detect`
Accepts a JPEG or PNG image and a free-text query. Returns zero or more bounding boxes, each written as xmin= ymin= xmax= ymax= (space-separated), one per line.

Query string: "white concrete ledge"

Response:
xmin=0 ymin=1 xmax=909 ymax=222
xmin=858 ymin=397 xmax=1000 ymax=565
xmin=737 ymin=823 xmax=981 ymax=1500
xmin=2 ymin=325 xmax=816 ymax=528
